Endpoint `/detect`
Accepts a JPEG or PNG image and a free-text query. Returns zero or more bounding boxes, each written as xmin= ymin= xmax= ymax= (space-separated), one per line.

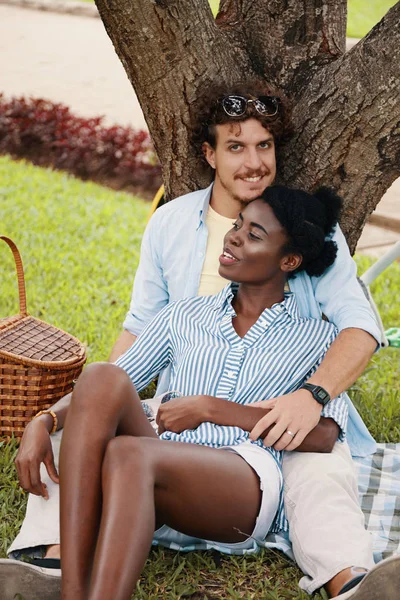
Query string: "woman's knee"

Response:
xmin=76 ymin=362 xmax=129 ymax=388
xmin=102 ymin=436 xmax=152 ymax=479
xmin=72 ymin=362 xmax=133 ymax=409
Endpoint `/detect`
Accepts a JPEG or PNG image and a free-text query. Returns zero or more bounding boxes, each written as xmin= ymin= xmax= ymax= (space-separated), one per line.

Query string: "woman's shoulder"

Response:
xmin=172 ymin=293 xmax=220 ymax=311
xmin=293 ymin=313 xmax=338 ymax=341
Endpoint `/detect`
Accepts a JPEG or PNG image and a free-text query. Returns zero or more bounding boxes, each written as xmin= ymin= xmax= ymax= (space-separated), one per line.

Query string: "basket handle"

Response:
xmin=1 ymin=235 xmax=28 ymax=316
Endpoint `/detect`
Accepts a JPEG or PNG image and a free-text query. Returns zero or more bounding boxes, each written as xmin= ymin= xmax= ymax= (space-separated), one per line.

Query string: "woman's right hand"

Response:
xmin=15 ymin=418 xmax=59 ymax=499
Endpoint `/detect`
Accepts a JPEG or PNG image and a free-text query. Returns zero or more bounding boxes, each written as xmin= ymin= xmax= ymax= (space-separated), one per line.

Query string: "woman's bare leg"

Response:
xmin=88 ymin=437 xmax=264 ymax=600
xmin=59 ymin=362 xmax=157 ymax=600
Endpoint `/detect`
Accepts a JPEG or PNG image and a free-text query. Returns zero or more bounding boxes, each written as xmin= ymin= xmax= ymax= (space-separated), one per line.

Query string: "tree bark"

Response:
xmin=280 ymin=3 xmax=400 ymax=251
xmin=94 ymin=0 xmax=400 ymax=252
xmin=95 ymin=0 xmax=254 ymax=197
xmin=217 ymin=1 xmax=347 ymax=98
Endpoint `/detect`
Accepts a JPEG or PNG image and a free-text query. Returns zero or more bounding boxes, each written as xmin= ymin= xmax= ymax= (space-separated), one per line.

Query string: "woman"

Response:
xmin=59 ymin=186 xmax=348 ymax=600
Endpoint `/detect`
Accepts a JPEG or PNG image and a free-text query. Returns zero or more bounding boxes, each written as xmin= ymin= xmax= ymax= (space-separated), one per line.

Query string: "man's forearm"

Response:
xmin=306 ymin=327 xmax=377 ymax=398
xmin=205 ymin=397 xmax=339 ymax=452
xmin=109 ymin=330 xmax=137 ymax=362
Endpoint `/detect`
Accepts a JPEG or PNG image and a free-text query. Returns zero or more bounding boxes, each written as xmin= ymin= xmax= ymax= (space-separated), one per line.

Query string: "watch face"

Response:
xmin=303 ymin=383 xmax=330 ymax=405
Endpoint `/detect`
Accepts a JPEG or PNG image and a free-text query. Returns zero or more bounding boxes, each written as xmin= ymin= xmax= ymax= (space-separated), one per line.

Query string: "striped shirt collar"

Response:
xmin=212 ymin=282 xmax=300 ymax=321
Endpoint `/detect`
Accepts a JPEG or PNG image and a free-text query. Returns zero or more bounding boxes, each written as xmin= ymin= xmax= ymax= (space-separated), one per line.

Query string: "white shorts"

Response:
xmin=152 ymin=440 xmax=282 ymax=555
xmin=8 ymin=432 xmax=282 ymax=559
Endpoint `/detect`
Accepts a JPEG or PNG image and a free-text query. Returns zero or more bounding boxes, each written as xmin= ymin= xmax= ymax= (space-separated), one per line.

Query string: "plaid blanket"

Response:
xmin=354 ymin=442 xmax=400 ymax=561
xmin=263 ymin=443 xmax=400 ymax=562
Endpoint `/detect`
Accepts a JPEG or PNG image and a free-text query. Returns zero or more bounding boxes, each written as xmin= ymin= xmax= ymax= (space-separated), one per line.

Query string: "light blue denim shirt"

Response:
xmin=124 ymin=184 xmax=382 ymax=457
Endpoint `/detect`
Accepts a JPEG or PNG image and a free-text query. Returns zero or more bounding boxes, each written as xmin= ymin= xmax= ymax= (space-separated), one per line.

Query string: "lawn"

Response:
xmin=346 ymin=1 xmax=398 ymax=38
xmin=1 ymin=156 xmax=399 ymax=599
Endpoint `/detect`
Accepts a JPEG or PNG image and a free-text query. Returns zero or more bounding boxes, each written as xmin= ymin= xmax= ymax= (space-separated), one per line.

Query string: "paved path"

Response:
xmin=358 ymin=179 xmax=400 ymax=258
xmin=0 ymin=4 xmax=147 ymax=129
xmin=1 ymin=2 xmax=399 ymax=258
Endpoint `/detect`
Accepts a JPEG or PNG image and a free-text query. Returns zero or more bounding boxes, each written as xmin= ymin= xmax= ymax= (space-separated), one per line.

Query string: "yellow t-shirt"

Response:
xmin=197 ymin=206 xmax=233 ymax=296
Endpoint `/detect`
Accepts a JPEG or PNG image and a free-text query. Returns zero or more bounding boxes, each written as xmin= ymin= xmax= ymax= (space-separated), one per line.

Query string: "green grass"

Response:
xmin=347 ymin=1 xmax=398 ymax=38
xmin=350 ymin=255 xmax=400 ymax=442
xmin=0 ymin=156 xmax=149 ymax=364
xmin=209 ymin=0 xmax=219 ymax=14
xmin=1 ymin=155 xmax=399 ymax=598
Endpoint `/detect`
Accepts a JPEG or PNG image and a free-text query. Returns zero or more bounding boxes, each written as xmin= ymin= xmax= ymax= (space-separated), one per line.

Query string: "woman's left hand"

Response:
xmin=157 ymin=395 xmax=211 ymax=434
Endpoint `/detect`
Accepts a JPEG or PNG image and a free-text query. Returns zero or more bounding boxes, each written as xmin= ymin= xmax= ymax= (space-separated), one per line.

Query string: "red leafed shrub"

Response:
xmin=0 ymin=95 xmax=162 ymax=194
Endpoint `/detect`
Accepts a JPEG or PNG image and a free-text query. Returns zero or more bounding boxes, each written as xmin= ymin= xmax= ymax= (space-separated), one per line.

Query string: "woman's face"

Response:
xmin=219 ymin=199 xmax=296 ymax=284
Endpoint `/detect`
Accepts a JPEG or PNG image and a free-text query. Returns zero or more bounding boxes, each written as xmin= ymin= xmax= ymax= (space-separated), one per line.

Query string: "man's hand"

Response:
xmin=15 ymin=418 xmax=59 ymax=499
xmin=249 ymin=389 xmax=322 ymax=451
xmin=157 ymin=395 xmax=211 ymax=434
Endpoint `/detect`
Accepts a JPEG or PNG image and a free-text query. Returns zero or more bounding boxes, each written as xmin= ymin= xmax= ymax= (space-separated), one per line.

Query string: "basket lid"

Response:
xmin=0 ymin=315 xmax=86 ymax=367
xmin=0 ymin=314 xmax=26 ymax=332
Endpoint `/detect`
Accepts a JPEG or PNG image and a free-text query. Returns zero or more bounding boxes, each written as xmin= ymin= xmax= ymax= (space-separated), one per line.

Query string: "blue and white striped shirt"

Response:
xmin=124 ymin=184 xmax=380 ymax=458
xmin=117 ymin=283 xmax=348 ymax=531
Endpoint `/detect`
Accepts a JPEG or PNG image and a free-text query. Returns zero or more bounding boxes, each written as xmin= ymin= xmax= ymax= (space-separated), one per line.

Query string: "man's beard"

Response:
xmin=232 ymin=182 xmax=267 ymax=206
xmin=219 ymin=174 xmax=268 ymax=205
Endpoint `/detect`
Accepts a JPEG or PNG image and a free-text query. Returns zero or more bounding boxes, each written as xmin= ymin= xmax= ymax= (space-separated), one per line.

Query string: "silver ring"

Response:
xmin=286 ymin=429 xmax=295 ymax=437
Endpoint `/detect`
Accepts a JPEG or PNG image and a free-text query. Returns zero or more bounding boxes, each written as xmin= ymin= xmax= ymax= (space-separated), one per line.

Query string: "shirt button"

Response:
xmin=198 ymin=251 xmax=204 ymax=257
xmin=226 ymin=370 xmax=235 ymax=378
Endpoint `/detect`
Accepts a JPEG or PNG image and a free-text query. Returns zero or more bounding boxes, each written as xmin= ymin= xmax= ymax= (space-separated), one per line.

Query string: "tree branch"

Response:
xmin=94 ymin=0 xmax=253 ymax=198
xmin=218 ymin=0 xmax=347 ymax=97
xmin=216 ymin=0 xmax=243 ymax=27
xmin=94 ymin=0 xmax=399 ymax=250
xmin=280 ymin=2 xmax=400 ymax=252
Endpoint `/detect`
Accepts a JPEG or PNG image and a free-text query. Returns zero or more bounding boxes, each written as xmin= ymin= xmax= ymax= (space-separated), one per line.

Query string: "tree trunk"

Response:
xmin=94 ymin=0 xmax=400 ymax=252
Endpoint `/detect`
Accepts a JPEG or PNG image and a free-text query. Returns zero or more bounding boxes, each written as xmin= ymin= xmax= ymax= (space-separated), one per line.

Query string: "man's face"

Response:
xmin=203 ymin=118 xmax=277 ymax=205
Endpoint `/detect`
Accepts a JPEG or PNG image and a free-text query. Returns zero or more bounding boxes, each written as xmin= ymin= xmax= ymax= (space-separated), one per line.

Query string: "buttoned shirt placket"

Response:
xmin=216 ymin=293 xmax=287 ymax=402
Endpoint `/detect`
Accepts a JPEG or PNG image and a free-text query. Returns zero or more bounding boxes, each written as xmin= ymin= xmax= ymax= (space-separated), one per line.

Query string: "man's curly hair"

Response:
xmin=191 ymin=81 xmax=293 ymax=171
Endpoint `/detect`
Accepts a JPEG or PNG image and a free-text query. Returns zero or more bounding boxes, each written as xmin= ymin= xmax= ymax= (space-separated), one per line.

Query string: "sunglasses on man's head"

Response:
xmin=221 ymin=95 xmax=280 ymax=118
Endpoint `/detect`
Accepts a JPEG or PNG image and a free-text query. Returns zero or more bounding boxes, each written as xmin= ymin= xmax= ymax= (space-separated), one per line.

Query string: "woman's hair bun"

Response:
xmin=313 ymin=187 xmax=342 ymax=237
xmin=303 ymin=239 xmax=338 ymax=277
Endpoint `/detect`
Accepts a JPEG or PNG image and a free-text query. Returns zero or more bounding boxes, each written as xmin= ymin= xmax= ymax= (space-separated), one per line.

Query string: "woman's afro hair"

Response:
xmin=260 ymin=186 xmax=343 ymax=278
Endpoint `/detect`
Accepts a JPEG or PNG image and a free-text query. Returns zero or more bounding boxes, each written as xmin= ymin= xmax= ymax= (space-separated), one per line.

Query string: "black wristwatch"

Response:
xmin=301 ymin=383 xmax=331 ymax=407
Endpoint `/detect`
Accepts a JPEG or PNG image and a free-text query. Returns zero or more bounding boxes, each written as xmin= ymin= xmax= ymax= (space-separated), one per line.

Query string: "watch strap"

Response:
xmin=301 ymin=383 xmax=330 ymax=406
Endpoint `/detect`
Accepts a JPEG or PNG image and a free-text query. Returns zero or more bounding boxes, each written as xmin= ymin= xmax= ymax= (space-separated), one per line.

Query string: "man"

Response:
xmin=109 ymin=84 xmax=398 ymax=598
xmin=2 ymin=84 xmax=398 ymax=600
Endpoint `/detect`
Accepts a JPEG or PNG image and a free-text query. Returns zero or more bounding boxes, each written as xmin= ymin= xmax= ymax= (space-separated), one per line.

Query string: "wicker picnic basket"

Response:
xmin=0 ymin=236 xmax=86 ymax=439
